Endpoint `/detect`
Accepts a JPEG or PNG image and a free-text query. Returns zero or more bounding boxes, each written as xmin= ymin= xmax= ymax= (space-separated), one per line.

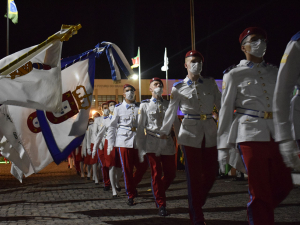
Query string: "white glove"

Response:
xmin=92 ymin=149 xmax=96 ymax=159
xmin=87 ymin=148 xmax=92 ymax=155
xmin=99 ymin=142 xmax=104 ymax=150
xmin=218 ymin=149 xmax=230 ymax=173
xmin=279 ymin=140 xmax=300 ymax=170
xmin=107 ymin=145 xmax=113 ymax=155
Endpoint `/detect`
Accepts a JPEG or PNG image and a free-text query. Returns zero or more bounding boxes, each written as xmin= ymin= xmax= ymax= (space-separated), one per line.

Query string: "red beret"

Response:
xmin=239 ymin=27 xmax=267 ymax=44
xmin=150 ymin=77 xmax=164 ymax=87
xmin=102 ymin=101 xmax=108 ymax=107
xmin=107 ymin=100 xmax=117 ymax=105
xmin=185 ymin=50 xmax=204 ymax=62
xmin=123 ymin=84 xmax=136 ymax=91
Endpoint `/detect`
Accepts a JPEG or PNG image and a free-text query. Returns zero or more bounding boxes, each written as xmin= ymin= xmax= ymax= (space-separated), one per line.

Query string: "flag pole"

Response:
xmin=138 ymin=46 xmax=141 ymax=102
xmin=190 ymin=0 xmax=195 ymax=50
xmin=7 ymin=0 xmax=9 ymax=56
xmin=165 ymin=47 xmax=169 ymax=100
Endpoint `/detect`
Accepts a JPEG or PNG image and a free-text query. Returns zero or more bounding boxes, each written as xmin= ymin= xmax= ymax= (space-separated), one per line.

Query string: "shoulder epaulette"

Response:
xmin=173 ymin=80 xmax=184 ymax=87
xmin=223 ymin=64 xmax=236 ymax=74
xmin=141 ymin=99 xmax=150 ymax=103
xmin=115 ymin=103 xmax=122 ymax=107
xmin=291 ymin=31 xmax=300 ymax=41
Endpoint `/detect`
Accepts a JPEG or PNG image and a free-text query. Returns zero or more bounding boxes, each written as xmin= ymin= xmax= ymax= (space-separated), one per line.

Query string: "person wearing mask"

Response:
xmin=94 ymin=100 xmax=123 ymax=197
xmin=137 ymin=77 xmax=179 ymax=216
xmin=217 ymin=27 xmax=293 ymax=225
xmin=106 ymin=84 xmax=148 ymax=206
xmin=273 ymin=31 xmax=300 ymax=171
xmin=160 ymin=50 xmax=221 ymax=225
xmin=82 ymin=118 xmax=95 ymax=180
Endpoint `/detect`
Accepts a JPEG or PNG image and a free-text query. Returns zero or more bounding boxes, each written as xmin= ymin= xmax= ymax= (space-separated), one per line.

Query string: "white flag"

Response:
xmin=0 ymin=24 xmax=81 ymax=112
xmin=161 ymin=48 xmax=169 ymax=71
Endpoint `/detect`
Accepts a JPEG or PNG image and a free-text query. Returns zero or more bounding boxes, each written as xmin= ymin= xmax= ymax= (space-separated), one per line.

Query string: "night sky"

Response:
xmin=1 ymin=0 xmax=299 ymax=80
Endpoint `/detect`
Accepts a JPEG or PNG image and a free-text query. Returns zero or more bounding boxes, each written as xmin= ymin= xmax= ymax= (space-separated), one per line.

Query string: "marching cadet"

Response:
xmin=160 ymin=50 xmax=221 ymax=225
xmin=82 ymin=118 xmax=95 ymax=180
xmin=94 ymin=102 xmax=111 ymax=189
xmin=136 ymin=77 xmax=178 ymax=216
xmin=107 ymin=84 xmax=148 ymax=206
xmin=93 ymin=100 xmax=123 ymax=196
xmin=218 ymin=27 xmax=293 ymax=225
xmin=273 ymin=31 xmax=300 ymax=170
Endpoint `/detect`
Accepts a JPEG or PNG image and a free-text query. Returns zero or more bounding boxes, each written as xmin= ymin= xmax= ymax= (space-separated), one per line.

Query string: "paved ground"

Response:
xmin=0 ymin=162 xmax=299 ymax=225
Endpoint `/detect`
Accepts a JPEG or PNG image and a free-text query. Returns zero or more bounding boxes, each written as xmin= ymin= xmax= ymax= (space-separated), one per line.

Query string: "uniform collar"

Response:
xmin=240 ymin=60 xmax=267 ymax=69
xmin=126 ymin=103 xmax=136 ymax=109
xmin=151 ymin=96 xmax=163 ymax=103
xmin=184 ymin=76 xmax=203 ymax=86
xmin=104 ymin=116 xmax=109 ymax=119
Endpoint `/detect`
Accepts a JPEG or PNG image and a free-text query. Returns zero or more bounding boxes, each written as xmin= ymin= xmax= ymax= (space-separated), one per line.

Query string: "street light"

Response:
xmin=132 ymin=74 xmax=138 ymax=80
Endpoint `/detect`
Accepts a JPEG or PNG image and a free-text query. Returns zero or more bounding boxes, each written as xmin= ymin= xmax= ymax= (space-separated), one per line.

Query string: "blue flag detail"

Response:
xmin=37 ymin=52 xmax=96 ymax=165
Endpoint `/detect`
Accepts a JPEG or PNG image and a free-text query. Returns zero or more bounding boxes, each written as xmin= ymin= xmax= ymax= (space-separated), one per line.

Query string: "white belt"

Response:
xmin=236 ymin=107 xmax=273 ymax=119
xmin=146 ymin=129 xmax=170 ymax=139
xmin=184 ymin=114 xmax=212 ymax=120
xmin=118 ymin=125 xmax=137 ymax=132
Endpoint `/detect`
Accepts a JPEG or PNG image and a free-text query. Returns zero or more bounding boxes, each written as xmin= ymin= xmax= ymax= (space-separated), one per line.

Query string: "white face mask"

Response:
xmin=89 ymin=121 xmax=93 ymax=125
xmin=245 ymin=39 xmax=267 ymax=58
xmin=103 ymin=109 xmax=110 ymax=116
xmin=153 ymin=87 xmax=163 ymax=96
xmin=125 ymin=91 xmax=135 ymax=101
xmin=189 ymin=62 xmax=202 ymax=75
xmin=109 ymin=105 xmax=115 ymax=113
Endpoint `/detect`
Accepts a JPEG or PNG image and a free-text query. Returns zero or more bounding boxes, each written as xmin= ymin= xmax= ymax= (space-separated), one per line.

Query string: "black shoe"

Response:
xmin=135 ymin=189 xmax=138 ymax=197
xmin=95 ymin=183 xmax=99 ymax=185
xmin=232 ymin=177 xmax=244 ymax=181
xmin=116 ymin=187 xmax=122 ymax=192
xmin=77 ymin=171 xmax=80 ymax=176
xmin=112 ymin=194 xmax=119 ymax=198
xmin=103 ymin=186 xmax=110 ymax=191
xmin=87 ymin=177 xmax=90 ymax=180
xmin=158 ymin=206 xmax=168 ymax=216
xmin=127 ymin=198 xmax=135 ymax=206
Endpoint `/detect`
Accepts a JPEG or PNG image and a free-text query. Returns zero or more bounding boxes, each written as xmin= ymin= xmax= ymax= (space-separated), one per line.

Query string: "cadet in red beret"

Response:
xmin=106 ymin=83 xmax=148 ymax=205
xmin=160 ymin=50 xmax=221 ymax=225
xmin=218 ymin=27 xmax=293 ymax=224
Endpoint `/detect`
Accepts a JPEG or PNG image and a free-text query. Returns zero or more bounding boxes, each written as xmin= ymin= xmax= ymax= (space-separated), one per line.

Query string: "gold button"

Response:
xmin=262 ymin=83 xmax=265 ymax=86
xmin=248 ymin=82 xmax=251 ymax=85
xmin=268 ymin=104 xmax=270 ymax=107
xmin=197 ymin=93 xmax=199 ymax=94
xmin=258 ymin=71 xmax=261 ymax=74
xmin=266 ymin=97 xmax=269 ymax=100
xmin=246 ymin=119 xmax=249 ymax=121
xmin=264 ymin=90 xmax=267 ymax=93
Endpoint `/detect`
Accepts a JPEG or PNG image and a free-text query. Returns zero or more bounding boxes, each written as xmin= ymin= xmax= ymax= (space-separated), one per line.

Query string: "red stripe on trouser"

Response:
xmin=99 ymin=143 xmax=110 ymax=187
xmin=184 ymin=141 xmax=218 ymax=224
xmin=147 ymin=153 xmax=176 ymax=207
xmin=119 ymin=148 xmax=148 ymax=199
xmin=239 ymin=139 xmax=293 ymax=225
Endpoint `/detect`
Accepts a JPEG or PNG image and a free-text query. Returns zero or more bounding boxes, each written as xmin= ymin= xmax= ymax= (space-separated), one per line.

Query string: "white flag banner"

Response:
xmin=0 ymin=24 xmax=81 ymax=112
xmin=161 ymin=48 xmax=169 ymax=71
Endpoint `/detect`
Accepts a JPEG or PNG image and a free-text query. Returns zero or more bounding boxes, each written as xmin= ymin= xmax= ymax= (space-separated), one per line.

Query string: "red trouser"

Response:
xmin=147 ymin=153 xmax=176 ymax=208
xmin=182 ymin=140 xmax=218 ymax=225
xmin=238 ymin=140 xmax=293 ymax=225
xmin=119 ymin=148 xmax=148 ymax=199
xmin=98 ymin=145 xmax=110 ymax=187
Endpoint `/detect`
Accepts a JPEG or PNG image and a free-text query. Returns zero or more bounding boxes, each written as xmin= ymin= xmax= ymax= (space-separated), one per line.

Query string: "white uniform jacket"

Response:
xmin=136 ymin=97 xmax=178 ymax=161
xmin=273 ymin=32 xmax=300 ymax=141
xmin=93 ymin=116 xmax=103 ymax=138
xmin=217 ymin=60 xmax=278 ymax=149
xmin=93 ymin=115 xmax=113 ymax=153
xmin=160 ymin=76 xmax=221 ymax=148
xmin=107 ymin=100 xmax=140 ymax=148
xmin=82 ymin=124 xmax=94 ymax=156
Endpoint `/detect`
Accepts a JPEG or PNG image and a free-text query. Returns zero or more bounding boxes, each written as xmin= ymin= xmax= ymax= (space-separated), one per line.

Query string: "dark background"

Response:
xmin=1 ymin=0 xmax=299 ymax=80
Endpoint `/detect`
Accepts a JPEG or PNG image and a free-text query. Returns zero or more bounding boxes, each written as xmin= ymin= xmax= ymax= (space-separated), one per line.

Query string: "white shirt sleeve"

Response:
xmin=217 ymin=72 xmax=237 ymax=149
xmin=160 ymin=87 xmax=180 ymax=135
